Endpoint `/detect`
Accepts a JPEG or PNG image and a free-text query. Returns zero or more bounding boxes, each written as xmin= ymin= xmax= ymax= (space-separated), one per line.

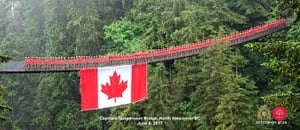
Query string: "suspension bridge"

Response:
xmin=0 ymin=19 xmax=288 ymax=73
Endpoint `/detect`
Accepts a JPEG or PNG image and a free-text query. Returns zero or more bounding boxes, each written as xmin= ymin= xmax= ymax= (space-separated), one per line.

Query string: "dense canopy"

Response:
xmin=0 ymin=0 xmax=299 ymax=129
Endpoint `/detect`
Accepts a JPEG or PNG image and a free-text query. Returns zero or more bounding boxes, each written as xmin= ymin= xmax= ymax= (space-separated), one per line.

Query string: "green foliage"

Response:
xmin=215 ymin=76 xmax=258 ymax=130
xmin=226 ymin=0 xmax=273 ymax=28
xmin=129 ymin=0 xmax=247 ymax=50
xmin=0 ymin=85 xmax=11 ymax=123
xmin=66 ymin=0 xmax=103 ymax=56
xmin=0 ymin=0 xmax=46 ymax=59
xmin=108 ymin=104 xmax=143 ymax=130
xmin=104 ymin=18 xmax=146 ymax=54
xmin=240 ymin=44 xmax=273 ymax=93
xmin=143 ymin=64 xmax=175 ymax=130
xmin=0 ymin=55 xmax=10 ymax=63
xmin=274 ymin=0 xmax=300 ymax=22
xmin=0 ymin=55 xmax=12 ymax=124
xmin=260 ymin=41 xmax=300 ymax=83
xmin=191 ymin=42 xmax=258 ymax=129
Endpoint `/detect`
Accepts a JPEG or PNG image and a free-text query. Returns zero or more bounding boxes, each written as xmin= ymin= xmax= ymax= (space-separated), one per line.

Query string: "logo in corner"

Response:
xmin=257 ymin=105 xmax=272 ymax=120
xmin=272 ymin=105 xmax=287 ymax=121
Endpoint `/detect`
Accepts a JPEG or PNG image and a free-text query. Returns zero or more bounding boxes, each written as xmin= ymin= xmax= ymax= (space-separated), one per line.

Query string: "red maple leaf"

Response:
xmin=101 ymin=71 xmax=128 ymax=102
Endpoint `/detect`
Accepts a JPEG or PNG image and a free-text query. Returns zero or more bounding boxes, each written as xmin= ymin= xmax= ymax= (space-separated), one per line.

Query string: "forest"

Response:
xmin=0 ymin=0 xmax=299 ymax=130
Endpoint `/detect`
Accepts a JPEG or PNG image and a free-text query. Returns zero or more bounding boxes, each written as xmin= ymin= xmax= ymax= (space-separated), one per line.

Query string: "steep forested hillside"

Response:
xmin=0 ymin=0 xmax=299 ymax=129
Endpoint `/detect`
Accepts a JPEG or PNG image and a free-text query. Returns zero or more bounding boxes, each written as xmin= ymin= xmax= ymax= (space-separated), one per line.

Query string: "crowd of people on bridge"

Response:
xmin=24 ymin=19 xmax=287 ymax=66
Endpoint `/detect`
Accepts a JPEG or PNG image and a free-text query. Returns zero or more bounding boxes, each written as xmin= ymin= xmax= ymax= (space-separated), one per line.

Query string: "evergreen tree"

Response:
xmin=215 ymin=76 xmax=258 ymax=130
xmin=191 ymin=42 xmax=258 ymax=129
xmin=143 ymin=64 xmax=174 ymax=130
xmin=0 ymin=55 xmax=11 ymax=124
xmin=66 ymin=0 xmax=103 ymax=56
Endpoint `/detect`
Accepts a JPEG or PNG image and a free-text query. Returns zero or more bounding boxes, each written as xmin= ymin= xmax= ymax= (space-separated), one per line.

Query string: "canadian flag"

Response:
xmin=80 ymin=63 xmax=147 ymax=111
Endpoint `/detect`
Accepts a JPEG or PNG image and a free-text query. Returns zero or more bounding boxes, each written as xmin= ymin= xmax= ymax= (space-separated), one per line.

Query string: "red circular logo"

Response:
xmin=272 ymin=106 xmax=287 ymax=121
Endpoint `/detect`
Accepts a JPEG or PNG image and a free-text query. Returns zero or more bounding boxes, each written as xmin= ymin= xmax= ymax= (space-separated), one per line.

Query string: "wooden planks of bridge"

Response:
xmin=0 ymin=19 xmax=288 ymax=73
